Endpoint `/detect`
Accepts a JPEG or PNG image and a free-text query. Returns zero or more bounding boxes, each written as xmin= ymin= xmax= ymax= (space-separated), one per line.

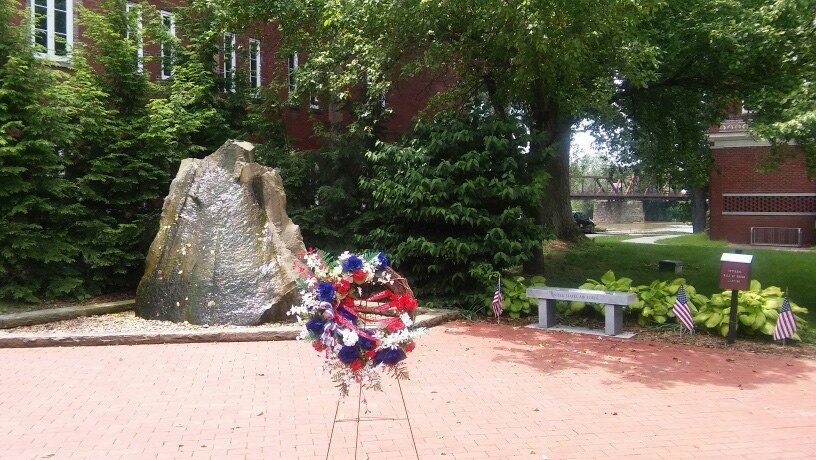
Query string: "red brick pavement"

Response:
xmin=1 ymin=321 xmax=815 ymax=459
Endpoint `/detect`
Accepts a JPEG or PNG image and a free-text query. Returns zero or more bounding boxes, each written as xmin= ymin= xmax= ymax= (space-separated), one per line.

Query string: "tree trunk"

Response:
xmin=539 ymin=125 xmax=583 ymax=242
xmin=691 ymin=185 xmax=708 ymax=233
xmin=523 ymin=87 xmax=583 ymax=273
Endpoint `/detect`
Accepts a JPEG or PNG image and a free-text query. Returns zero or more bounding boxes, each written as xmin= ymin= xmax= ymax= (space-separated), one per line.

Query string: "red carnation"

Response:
xmin=365 ymin=349 xmax=377 ymax=360
xmin=405 ymin=341 xmax=416 ymax=353
xmin=312 ymin=341 xmax=325 ymax=352
xmin=352 ymin=270 xmax=368 ymax=283
xmin=349 ymin=359 xmax=364 ymax=372
xmin=335 ymin=279 xmax=351 ymax=294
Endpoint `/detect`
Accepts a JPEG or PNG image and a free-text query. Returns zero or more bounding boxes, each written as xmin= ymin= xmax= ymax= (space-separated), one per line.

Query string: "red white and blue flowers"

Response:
xmin=289 ymin=249 xmax=424 ymax=395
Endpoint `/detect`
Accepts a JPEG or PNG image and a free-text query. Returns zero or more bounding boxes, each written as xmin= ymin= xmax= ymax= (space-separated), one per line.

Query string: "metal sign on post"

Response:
xmin=720 ymin=252 xmax=754 ymax=344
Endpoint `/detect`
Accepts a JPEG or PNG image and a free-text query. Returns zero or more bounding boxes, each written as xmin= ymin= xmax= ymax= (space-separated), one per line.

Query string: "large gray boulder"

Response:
xmin=135 ymin=140 xmax=306 ymax=325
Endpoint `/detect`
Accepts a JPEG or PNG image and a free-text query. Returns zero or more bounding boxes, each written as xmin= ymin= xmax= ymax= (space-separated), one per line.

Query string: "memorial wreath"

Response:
xmin=289 ymin=249 xmax=426 ymax=395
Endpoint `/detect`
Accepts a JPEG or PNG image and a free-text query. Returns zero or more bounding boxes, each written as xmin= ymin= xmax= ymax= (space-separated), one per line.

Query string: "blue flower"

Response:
xmin=306 ymin=318 xmax=325 ymax=336
xmin=338 ymin=346 xmax=360 ymax=364
xmin=376 ymin=252 xmax=389 ymax=270
xmin=316 ymin=281 xmax=336 ymax=302
xmin=342 ymin=255 xmax=364 ymax=272
xmin=373 ymin=348 xmax=406 ymax=366
xmin=357 ymin=333 xmax=375 ymax=350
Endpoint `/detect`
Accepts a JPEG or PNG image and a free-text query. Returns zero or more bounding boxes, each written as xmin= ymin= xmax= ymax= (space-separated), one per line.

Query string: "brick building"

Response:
xmin=17 ymin=0 xmax=444 ymax=150
xmin=708 ymin=118 xmax=816 ymax=247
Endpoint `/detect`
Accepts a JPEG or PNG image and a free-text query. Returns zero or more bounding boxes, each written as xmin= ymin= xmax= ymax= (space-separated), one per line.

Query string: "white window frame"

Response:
xmin=223 ymin=32 xmax=236 ymax=91
xmin=309 ymin=94 xmax=319 ymax=110
xmin=288 ymin=52 xmax=299 ymax=94
xmin=160 ymin=10 xmax=175 ymax=80
xmin=30 ymin=0 xmax=73 ymax=62
xmin=248 ymin=38 xmax=261 ymax=92
xmin=125 ymin=2 xmax=143 ymax=73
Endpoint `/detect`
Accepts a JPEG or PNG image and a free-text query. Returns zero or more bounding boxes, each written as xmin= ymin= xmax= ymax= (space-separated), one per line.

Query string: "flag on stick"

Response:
xmin=492 ymin=277 xmax=503 ymax=322
xmin=672 ymin=285 xmax=695 ymax=332
xmin=773 ymin=297 xmax=797 ymax=341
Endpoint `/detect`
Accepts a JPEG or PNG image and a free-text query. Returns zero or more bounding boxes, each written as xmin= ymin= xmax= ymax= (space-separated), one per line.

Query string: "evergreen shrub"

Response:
xmin=361 ymin=109 xmax=548 ymax=308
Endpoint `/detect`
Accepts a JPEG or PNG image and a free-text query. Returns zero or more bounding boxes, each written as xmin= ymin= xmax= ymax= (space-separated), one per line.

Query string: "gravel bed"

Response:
xmin=0 ymin=311 xmax=293 ymax=336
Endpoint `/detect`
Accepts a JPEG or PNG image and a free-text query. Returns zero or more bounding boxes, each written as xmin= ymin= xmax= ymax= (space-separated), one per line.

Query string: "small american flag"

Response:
xmin=773 ymin=297 xmax=797 ymax=341
xmin=672 ymin=285 xmax=695 ymax=332
xmin=492 ymin=277 xmax=503 ymax=321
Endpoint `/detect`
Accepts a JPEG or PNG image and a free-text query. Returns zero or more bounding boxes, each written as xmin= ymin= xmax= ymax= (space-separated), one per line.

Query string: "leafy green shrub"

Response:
xmin=694 ymin=281 xmax=809 ymax=340
xmin=362 ymin=109 xmax=547 ymax=308
xmin=260 ymin=139 xmax=376 ymax=253
xmin=558 ymin=270 xmax=632 ymax=315
xmin=629 ymin=279 xmax=706 ymax=326
xmin=484 ymin=276 xmax=547 ymax=318
xmin=0 ymin=0 xmax=87 ymax=301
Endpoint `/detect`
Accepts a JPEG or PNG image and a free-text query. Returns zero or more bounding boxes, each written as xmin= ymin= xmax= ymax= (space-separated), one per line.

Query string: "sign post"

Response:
xmin=719 ymin=252 xmax=754 ymax=344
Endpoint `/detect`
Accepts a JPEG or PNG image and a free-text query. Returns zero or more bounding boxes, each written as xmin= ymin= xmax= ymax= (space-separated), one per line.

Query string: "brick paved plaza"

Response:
xmin=1 ymin=321 xmax=815 ymax=459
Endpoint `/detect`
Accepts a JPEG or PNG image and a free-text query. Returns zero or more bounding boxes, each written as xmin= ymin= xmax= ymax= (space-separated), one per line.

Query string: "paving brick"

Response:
xmin=0 ymin=321 xmax=815 ymax=459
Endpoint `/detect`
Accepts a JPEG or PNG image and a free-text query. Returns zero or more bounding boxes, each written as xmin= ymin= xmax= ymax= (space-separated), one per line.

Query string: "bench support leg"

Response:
xmin=538 ymin=299 xmax=556 ymax=328
xmin=605 ymin=304 xmax=623 ymax=336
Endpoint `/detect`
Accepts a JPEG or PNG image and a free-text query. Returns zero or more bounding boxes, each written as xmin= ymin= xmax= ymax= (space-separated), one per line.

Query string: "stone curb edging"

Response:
xmin=0 ymin=309 xmax=460 ymax=349
xmin=0 ymin=300 xmax=136 ymax=329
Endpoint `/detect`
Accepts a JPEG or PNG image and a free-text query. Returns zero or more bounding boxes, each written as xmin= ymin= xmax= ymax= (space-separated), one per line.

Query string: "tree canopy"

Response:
xmin=213 ymin=0 xmax=814 ymax=243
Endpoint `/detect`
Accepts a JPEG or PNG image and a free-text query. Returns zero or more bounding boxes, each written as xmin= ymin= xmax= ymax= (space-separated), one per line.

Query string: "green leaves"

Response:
xmin=555 ymin=268 xmax=810 ymax=340
xmin=629 ymin=278 xmax=700 ymax=327
xmin=362 ymin=108 xmax=546 ymax=309
xmin=693 ymin=281 xmax=810 ymax=340
xmin=1 ymin=0 xmax=260 ymax=301
xmin=562 ymin=270 xmax=634 ymax=315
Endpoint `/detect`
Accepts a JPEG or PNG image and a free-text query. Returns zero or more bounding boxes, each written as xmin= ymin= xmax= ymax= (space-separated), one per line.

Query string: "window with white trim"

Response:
xmin=160 ymin=11 xmax=175 ymax=79
xmin=309 ymin=94 xmax=319 ymax=110
xmin=223 ymin=32 xmax=236 ymax=90
xmin=249 ymin=39 xmax=261 ymax=91
xmin=287 ymin=52 xmax=298 ymax=94
xmin=31 ymin=0 xmax=73 ymax=61
xmin=125 ymin=2 xmax=143 ymax=72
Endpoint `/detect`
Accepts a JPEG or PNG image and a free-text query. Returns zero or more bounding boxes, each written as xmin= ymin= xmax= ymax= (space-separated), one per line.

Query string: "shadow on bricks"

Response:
xmin=444 ymin=321 xmax=814 ymax=390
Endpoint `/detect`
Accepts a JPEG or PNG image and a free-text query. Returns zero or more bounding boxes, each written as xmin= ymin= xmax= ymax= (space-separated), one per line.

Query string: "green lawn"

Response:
xmin=540 ymin=237 xmax=816 ymax=341
xmin=659 ymin=232 xmax=728 ymax=248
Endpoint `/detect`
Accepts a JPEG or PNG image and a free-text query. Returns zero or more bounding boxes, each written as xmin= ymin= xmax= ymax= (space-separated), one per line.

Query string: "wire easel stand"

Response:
xmin=325 ymin=380 xmax=420 ymax=460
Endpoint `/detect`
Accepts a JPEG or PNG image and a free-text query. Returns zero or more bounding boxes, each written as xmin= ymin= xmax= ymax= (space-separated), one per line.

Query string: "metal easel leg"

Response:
xmin=397 ymin=378 xmax=420 ymax=460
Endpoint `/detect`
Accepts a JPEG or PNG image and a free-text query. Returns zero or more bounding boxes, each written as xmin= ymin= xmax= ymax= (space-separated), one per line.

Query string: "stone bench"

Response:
xmin=525 ymin=286 xmax=637 ymax=336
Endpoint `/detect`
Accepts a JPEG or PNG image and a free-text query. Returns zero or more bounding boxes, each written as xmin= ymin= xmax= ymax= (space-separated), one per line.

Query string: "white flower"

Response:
xmin=338 ymin=251 xmax=352 ymax=261
xmin=377 ymin=271 xmax=394 ymax=285
xmin=400 ymin=312 xmax=413 ymax=328
xmin=332 ymin=265 xmax=342 ymax=276
xmin=341 ymin=329 xmax=359 ymax=346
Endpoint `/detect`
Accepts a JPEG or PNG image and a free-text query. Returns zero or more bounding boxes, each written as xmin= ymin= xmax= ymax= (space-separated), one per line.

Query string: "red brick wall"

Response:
xmin=709 ymin=146 xmax=816 ymax=245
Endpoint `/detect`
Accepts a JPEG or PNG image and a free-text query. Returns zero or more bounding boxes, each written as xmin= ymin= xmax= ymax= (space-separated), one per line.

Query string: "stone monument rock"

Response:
xmin=135 ymin=140 xmax=306 ymax=325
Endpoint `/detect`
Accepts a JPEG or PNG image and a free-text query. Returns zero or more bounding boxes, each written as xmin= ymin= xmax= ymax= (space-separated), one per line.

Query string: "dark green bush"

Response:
xmin=0 ymin=0 xmax=256 ymax=301
xmin=256 ymin=136 xmax=375 ymax=253
xmin=361 ymin=109 xmax=548 ymax=308
xmin=0 ymin=0 xmax=87 ymax=301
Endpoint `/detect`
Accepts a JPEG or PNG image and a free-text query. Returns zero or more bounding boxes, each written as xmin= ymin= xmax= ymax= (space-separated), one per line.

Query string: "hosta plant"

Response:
xmin=694 ymin=280 xmax=809 ymax=340
xmin=558 ymin=270 xmax=632 ymax=315
xmin=628 ymin=279 xmax=707 ymax=326
xmin=486 ymin=275 xmax=546 ymax=318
